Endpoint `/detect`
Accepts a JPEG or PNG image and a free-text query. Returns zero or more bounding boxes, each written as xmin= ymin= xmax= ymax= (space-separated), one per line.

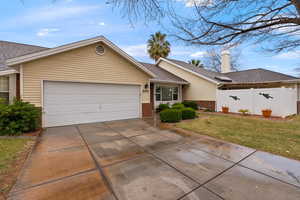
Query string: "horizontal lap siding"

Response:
xmin=22 ymin=43 xmax=151 ymax=106
xmin=158 ymin=61 xmax=217 ymax=101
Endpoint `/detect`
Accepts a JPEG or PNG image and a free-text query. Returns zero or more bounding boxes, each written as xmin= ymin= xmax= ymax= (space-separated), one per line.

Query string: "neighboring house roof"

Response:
xmin=161 ymin=58 xmax=299 ymax=84
xmin=0 ymin=40 xmax=47 ymax=71
xmin=224 ymin=68 xmax=298 ymax=83
xmin=139 ymin=62 xmax=188 ymax=84
xmin=5 ymin=36 xmax=156 ymax=78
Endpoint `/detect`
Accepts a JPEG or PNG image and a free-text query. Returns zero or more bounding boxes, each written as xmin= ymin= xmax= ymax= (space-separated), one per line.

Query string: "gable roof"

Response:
xmin=5 ymin=36 xmax=155 ymax=78
xmin=0 ymin=41 xmax=47 ymax=71
xmin=158 ymin=58 xmax=220 ymax=84
xmin=160 ymin=58 xmax=299 ymax=84
xmin=139 ymin=62 xmax=188 ymax=84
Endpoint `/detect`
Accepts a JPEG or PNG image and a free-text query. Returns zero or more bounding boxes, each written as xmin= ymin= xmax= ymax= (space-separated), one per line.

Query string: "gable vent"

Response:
xmin=96 ymin=45 xmax=105 ymax=55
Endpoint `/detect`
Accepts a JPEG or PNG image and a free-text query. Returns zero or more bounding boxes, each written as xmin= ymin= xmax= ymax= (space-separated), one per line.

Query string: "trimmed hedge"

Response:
xmin=160 ymin=109 xmax=182 ymax=123
xmin=181 ymin=108 xmax=196 ymax=120
xmin=157 ymin=103 xmax=170 ymax=112
xmin=0 ymin=100 xmax=40 ymax=136
xmin=182 ymin=101 xmax=198 ymax=110
xmin=172 ymin=103 xmax=185 ymax=110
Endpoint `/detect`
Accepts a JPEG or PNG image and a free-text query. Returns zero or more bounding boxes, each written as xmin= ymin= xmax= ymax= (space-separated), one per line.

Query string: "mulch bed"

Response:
xmin=0 ymin=129 xmax=43 ymax=139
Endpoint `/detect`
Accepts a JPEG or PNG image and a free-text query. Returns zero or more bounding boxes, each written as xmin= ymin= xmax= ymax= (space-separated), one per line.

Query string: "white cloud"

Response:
xmin=98 ymin=22 xmax=105 ymax=26
xmin=121 ymin=44 xmax=148 ymax=57
xmin=14 ymin=5 xmax=100 ymax=24
xmin=190 ymin=51 xmax=207 ymax=58
xmin=37 ymin=28 xmax=60 ymax=37
xmin=274 ymin=50 xmax=300 ymax=59
xmin=178 ymin=0 xmax=213 ymax=7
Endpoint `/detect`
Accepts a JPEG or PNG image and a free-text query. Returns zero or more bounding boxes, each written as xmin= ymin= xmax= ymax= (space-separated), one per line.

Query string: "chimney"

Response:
xmin=221 ymin=50 xmax=231 ymax=73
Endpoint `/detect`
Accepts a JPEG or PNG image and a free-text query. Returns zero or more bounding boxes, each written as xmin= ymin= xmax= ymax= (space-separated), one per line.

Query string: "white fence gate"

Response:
xmin=216 ymin=87 xmax=297 ymax=117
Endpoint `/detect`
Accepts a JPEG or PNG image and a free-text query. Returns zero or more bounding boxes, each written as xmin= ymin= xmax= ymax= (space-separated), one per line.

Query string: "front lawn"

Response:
xmin=176 ymin=114 xmax=300 ymax=161
xmin=0 ymin=139 xmax=33 ymax=196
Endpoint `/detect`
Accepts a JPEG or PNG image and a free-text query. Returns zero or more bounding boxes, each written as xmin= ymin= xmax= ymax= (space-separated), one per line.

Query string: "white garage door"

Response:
xmin=43 ymin=81 xmax=140 ymax=127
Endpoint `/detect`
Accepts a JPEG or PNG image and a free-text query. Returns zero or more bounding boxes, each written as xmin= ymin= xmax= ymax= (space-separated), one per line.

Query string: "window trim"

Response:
xmin=155 ymin=85 xmax=180 ymax=102
xmin=0 ymin=76 xmax=9 ymax=103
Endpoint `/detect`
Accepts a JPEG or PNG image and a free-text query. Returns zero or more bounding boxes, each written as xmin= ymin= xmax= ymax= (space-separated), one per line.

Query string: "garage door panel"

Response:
xmin=45 ymin=95 xmax=139 ymax=105
xmin=45 ymin=82 xmax=139 ymax=95
xmin=44 ymin=81 xmax=141 ymax=127
xmin=45 ymin=103 xmax=139 ymax=115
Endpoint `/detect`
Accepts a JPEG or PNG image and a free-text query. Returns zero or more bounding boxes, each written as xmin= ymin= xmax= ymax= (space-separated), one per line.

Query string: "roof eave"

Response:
xmin=150 ymin=79 xmax=189 ymax=85
xmin=0 ymin=69 xmax=18 ymax=76
xmin=218 ymin=79 xmax=300 ymax=87
xmin=157 ymin=58 xmax=219 ymax=85
xmin=6 ymin=36 xmax=156 ymax=78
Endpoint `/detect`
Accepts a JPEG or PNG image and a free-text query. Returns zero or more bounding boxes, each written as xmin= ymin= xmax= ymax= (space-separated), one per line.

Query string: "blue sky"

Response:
xmin=0 ymin=0 xmax=299 ymax=76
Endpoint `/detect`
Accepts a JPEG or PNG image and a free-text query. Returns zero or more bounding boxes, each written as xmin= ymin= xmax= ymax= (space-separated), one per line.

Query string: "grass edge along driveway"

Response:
xmin=0 ymin=138 xmax=32 ymax=196
xmin=176 ymin=114 xmax=300 ymax=161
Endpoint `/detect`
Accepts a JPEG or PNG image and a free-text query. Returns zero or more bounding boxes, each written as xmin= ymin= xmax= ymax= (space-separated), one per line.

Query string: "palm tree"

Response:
xmin=147 ymin=32 xmax=171 ymax=61
xmin=188 ymin=59 xmax=203 ymax=68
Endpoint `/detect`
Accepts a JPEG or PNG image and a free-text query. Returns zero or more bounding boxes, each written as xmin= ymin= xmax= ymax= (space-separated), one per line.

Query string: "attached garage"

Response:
xmin=43 ymin=81 xmax=141 ymax=127
xmin=5 ymin=36 xmax=155 ymax=127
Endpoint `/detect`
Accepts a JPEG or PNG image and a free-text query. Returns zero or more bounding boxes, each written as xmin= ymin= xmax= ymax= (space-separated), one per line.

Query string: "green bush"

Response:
xmin=182 ymin=101 xmax=198 ymax=110
xmin=172 ymin=103 xmax=185 ymax=110
xmin=0 ymin=100 xmax=41 ymax=136
xmin=160 ymin=109 xmax=182 ymax=123
xmin=157 ymin=103 xmax=170 ymax=112
xmin=204 ymin=108 xmax=214 ymax=112
xmin=181 ymin=108 xmax=196 ymax=120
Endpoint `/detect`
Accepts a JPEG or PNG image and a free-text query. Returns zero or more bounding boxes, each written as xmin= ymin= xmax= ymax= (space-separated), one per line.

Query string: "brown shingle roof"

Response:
xmin=139 ymin=62 xmax=188 ymax=84
xmin=0 ymin=41 xmax=48 ymax=71
xmin=224 ymin=68 xmax=298 ymax=83
xmin=165 ymin=58 xmax=299 ymax=84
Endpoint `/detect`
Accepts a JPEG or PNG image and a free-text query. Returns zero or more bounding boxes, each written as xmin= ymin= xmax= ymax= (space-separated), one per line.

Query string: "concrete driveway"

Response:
xmin=8 ymin=119 xmax=300 ymax=200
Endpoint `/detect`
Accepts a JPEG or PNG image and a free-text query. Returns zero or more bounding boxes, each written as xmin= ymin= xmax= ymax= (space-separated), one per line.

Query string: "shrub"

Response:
xmin=238 ymin=109 xmax=249 ymax=116
xmin=182 ymin=101 xmax=198 ymax=110
xmin=204 ymin=108 xmax=214 ymax=112
xmin=157 ymin=103 xmax=170 ymax=112
xmin=172 ymin=103 xmax=185 ymax=110
xmin=0 ymin=100 xmax=40 ymax=136
xmin=181 ymin=108 xmax=196 ymax=120
xmin=160 ymin=109 xmax=182 ymax=123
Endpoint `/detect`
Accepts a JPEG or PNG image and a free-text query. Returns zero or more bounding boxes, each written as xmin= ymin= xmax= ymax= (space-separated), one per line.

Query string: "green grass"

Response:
xmin=177 ymin=114 xmax=300 ymax=160
xmin=0 ymin=139 xmax=30 ymax=174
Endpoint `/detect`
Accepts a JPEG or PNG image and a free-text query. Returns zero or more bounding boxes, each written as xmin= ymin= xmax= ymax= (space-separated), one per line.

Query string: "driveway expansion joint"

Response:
xmin=8 ymin=168 xmax=97 ymax=197
xmin=176 ymin=149 xmax=259 ymax=200
xmin=75 ymin=126 xmax=119 ymax=200
xmin=237 ymin=163 xmax=300 ymax=189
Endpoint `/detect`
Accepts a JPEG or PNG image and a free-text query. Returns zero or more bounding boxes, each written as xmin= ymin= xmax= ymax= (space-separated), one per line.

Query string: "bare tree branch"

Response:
xmin=110 ymin=0 xmax=300 ymax=52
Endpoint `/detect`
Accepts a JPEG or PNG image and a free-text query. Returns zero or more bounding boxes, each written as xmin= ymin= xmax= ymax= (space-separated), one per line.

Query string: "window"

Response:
xmin=0 ymin=76 xmax=9 ymax=104
xmin=162 ymin=87 xmax=173 ymax=101
xmin=173 ymin=87 xmax=178 ymax=100
xmin=155 ymin=86 xmax=161 ymax=101
xmin=155 ymin=85 xmax=179 ymax=102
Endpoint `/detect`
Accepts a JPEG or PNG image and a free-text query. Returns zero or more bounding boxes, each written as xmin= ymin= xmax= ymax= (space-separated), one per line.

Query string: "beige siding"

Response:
xmin=158 ymin=61 xmax=217 ymax=101
xmin=22 ymin=42 xmax=151 ymax=107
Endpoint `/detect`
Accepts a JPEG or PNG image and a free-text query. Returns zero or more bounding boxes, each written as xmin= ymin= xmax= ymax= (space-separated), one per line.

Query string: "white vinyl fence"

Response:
xmin=216 ymin=87 xmax=297 ymax=117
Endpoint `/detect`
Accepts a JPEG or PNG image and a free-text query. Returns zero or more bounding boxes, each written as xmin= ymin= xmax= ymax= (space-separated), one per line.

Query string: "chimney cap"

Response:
xmin=221 ymin=50 xmax=230 ymax=55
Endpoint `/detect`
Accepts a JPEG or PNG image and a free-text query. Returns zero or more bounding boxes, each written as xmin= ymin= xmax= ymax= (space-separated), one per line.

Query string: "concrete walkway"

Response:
xmin=8 ymin=119 xmax=300 ymax=200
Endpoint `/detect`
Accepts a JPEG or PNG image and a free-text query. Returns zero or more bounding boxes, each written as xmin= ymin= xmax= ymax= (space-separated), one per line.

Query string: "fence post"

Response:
xmin=250 ymin=88 xmax=254 ymax=115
